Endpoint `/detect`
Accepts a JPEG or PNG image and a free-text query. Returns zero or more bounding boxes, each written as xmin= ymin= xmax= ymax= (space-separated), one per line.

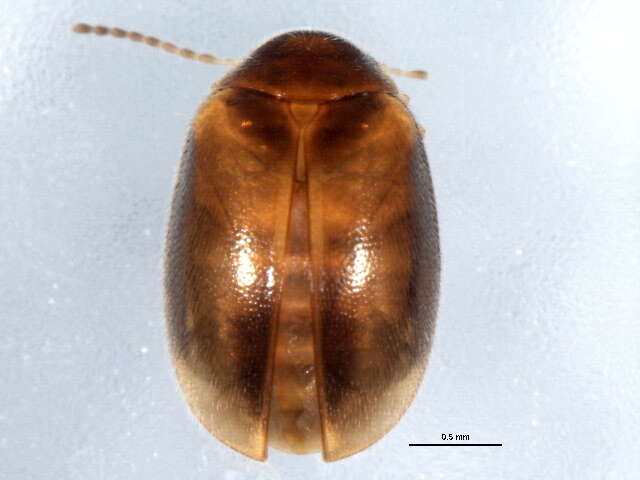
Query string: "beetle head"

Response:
xmin=217 ymin=31 xmax=398 ymax=102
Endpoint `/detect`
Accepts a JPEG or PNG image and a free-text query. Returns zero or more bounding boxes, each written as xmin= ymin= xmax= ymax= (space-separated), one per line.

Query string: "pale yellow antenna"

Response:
xmin=72 ymin=23 xmax=239 ymax=67
xmin=380 ymin=64 xmax=428 ymax=80
xmin=73 ymin=24 xmax=427 ymax=79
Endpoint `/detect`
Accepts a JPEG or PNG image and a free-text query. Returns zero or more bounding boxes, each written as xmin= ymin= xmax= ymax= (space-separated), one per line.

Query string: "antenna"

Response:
xmin=72 ymin=24 xmax=239 ymax=67
xmin=72 ymin=24 xmax=428 ymax=80
xmin=380 ymin=64 xmax=428 ymax=80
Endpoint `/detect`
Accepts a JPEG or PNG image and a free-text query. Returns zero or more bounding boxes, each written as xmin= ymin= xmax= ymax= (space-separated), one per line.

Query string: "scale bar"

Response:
xmin=409 ymin=443 xmax=502 ymax=447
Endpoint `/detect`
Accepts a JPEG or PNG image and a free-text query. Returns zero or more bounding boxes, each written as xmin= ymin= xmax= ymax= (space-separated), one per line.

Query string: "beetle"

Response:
xmin=73 ymin=24 xmax=440 ymax=462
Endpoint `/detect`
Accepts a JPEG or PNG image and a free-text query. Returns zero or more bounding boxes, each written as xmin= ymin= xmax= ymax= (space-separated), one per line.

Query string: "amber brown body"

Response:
xmin=165 ymin=31 xmax=439 ymax=461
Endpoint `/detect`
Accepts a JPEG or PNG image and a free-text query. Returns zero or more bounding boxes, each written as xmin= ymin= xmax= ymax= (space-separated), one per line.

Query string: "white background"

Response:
xmin=2 ymin=1 xmax=639 ymax=478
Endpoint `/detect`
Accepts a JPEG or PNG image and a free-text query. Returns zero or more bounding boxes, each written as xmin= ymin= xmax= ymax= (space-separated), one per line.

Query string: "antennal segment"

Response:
xmin=72 ymin=23 xmax=239 ymax=67
xmin=380 ymin=64 xmax=428 ymax=80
